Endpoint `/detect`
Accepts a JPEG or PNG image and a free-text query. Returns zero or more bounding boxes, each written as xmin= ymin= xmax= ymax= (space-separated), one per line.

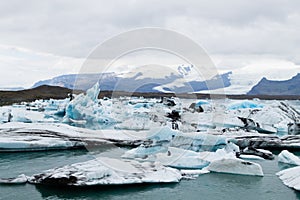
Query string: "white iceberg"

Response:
xmin=0 ymin=174 xmax=28 ymax=184
xmin=28 ymin=157 xmax=182 ymax=186
xmin=239 ymin=155 xmax=264 ymax=160
xmin=170 ymin=132 xmax=228 ymax=152
xmin=0 ymin=122 xmax=112 ymax=152
xmin=208 ymin=158 xmax=264 ymax=176
xmin=277 ymin=166 xmax=300 ymax=191
xmin=278 ymin=150 xmax=300 ymax=165
xmin=122 ymin=141 xmax=240 ymax=169
xmin=219 ymin=101 xmax=300 ymax=134
xmin=0 ymin=133 xmax=86 ymax=152
xmin=123 ymin=146 xmax=210 ymax=169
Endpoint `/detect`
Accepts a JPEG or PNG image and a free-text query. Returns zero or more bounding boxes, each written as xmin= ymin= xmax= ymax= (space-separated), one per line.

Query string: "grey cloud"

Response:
xmin=0 ymin=0 xmax=299 ymax=62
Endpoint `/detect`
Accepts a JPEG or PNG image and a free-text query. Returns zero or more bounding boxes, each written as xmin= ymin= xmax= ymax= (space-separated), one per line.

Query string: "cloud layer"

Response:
xmin=0 ymin=0 xmax=299 ymax=87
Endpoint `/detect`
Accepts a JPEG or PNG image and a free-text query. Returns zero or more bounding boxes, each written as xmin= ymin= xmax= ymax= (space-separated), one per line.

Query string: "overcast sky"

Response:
xmin=0 ymin=0 xmax=300 ymax=87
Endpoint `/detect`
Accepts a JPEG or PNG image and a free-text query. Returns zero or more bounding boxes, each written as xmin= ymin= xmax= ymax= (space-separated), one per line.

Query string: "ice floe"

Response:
xmin=27 ymin=157 xmax=181 ymax=186
xmin=277 ymin=166 xmax=300 ymax=191
xmin=208 ymin=158 xmax=264 ymax=176
xmin=122 ymin=141 xmax=239 ymax=169
xmin=0 ymin=174 xmax=28 ymax=184
xmin=278 ymin=150 xmax=300 ymax=165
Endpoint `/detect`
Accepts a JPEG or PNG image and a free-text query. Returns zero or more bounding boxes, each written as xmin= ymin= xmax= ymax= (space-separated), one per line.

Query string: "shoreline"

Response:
xmin=1 ymin=85 xmax=299 ymax=106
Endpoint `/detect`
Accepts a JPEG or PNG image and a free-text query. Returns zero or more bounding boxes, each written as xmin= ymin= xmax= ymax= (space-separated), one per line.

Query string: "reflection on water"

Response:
xmin=35 ymin=183 xmax=179 ymax=200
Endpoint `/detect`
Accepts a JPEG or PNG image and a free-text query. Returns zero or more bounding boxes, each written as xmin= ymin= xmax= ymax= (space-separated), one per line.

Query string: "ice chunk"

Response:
xmin=0 ymin=174 xmax=28 ymax=184
xmin=28 ymin=157 xmax=182 ymax=186
xmin=239 ymin=155 xmax=265 ymax=160
xmin=122 ymin=143 xmax=169 ymax=159
xmin=277 ymin=166 xmax=300 ymax=191
xmin=114 ymin=115 xmax=154 ymax=131
xmin=227 ymin=100 xmax=264 ymax=110
xmin=180 ymin=168 xmax=210 ymax=179
xmin=171 ymin=132 xmax=228 ymax=152
xmin=64 ymin=83 xmax=116 ymax=124
xmin=195 ymin=100 xmax=209 ymax=106
xmin=244 ymin=101 xmax=299 ymax=133
xmin=123 ymin=146 xmax=210 ymax=169
xmin=208 ymin=158 xmax=264 ymax=176
xmin=278 ymin=150 xmax=300 ymax=165
xmin=0 ymin=134 xmax=86 ymax=152
xmin=241 ymin=147 xmax=275 ymax=160
xmin=122 ymin=142 xmax=239 ymax=169
xmin=147 ymin=126 xmax=179 ymax=141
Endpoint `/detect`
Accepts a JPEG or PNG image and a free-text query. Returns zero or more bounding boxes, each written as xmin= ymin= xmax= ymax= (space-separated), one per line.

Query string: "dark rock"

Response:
xmin=166 ymin=110 xmax=181 ymax=122
xmin=241 ymin=146 xmax=275 ymax=160
xmin=288 ymin=123 xmax=300 ymax=135
xmin=189 ymin=103 xmax=204 ymax=113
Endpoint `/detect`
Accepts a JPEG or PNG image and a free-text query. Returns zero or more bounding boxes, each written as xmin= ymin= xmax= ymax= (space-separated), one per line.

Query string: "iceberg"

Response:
xmin=27 ymin=157 xmax=181 ymax=186
xmin=221 ymin=101 xmax=299 ymax=134
xmin=0 ymin=123 xmax=191 ymax=151
xmin=227 ymin=100 xmax=264 ymax=110
xmin=208 ymin=158 xmax=264 ymax=176
xmin=180 ymin=168 xmax=210 ymax=179
xmin=123 ymin=146 xmax=211 ymax=169
xmin=64 ymin=83 xmax=116 ymax=124
xmin=170 ymin=132 xmax=228 ymax=152
xmin=241 ymin=147 xmax=274 ymax=160
xmin=0 ymin=133 xmax=86 ymax=152
xmin=0 ymin=174 xmax=28 ymax=184
xmin=0 ymin=122 xmax=114 ymax=152
xmin=114 ymin=115 xmax=154 ymax=131
xmin=122 ymin=143 xmax=169 ymax=159
xmin=122 ymin=141 xmax=240 ymax=169
xmin=246 ymin=102 xmax=300 ymax=133
xmin=146 ymin=126 xmax=180 ymax=141
xmin=214 ymin=116 xmax=277 ymax=134
xmin=277 ymin=166 xmax=300 ymax=191
xmin=278 ymin=150 xmax=300 ymax=165
xmin=195 ymin=100 xmax=209 ymax=106
xmin=234 ymin=134 xmax=300 ymax=150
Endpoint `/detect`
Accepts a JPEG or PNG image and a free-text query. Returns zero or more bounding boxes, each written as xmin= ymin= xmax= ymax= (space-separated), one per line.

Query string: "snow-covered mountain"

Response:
xmin=32 ymin=65 xmax=232 ymax=93
xmin=32 ymin=63 xmax=300 ymax=95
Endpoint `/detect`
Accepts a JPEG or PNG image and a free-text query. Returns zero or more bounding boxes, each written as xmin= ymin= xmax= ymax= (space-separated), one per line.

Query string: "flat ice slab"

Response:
xmin=208 ymin=158 xmax=264 ymax=176
xmin=277 ymin=166 xmax=300 ymax=191
xmin=28 ymin=157 xmax=181 ymax=186
xmin=278 ymin=150 xmax=300 ymax=166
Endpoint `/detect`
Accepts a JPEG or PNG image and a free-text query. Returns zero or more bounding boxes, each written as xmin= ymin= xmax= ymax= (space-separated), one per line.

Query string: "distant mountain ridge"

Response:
xmin=32 ymin=71 xmax=232 ymax=93
xmin=248 ymin=73 xmax=300 ymax=95
xmin=0 ymin=85 xmax=75 ymax=106
xmin=0 ymin=87 xmax=24 ymax=91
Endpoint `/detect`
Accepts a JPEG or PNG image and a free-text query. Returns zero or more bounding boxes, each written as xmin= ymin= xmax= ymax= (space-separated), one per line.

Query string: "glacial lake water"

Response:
xmin=1 ymin=148 xmax=300 ymax=200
